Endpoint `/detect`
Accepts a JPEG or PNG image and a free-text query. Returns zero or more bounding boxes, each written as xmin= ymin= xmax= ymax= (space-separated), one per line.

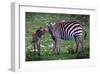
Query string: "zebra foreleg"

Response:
xmin=53 ymin=41 xmax=57 ymax=55
xmin=53 ymin=39 xmax=60 ymax=55
xmin=56 ymin=39 xmax=60 ymax=55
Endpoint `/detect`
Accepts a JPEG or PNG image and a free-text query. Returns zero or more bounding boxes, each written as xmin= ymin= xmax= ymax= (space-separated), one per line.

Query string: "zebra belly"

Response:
xmin=60 ymin=31 xmax=83 ymax=40
xmin=61 ymin=32 xmax=74 ymax=40
xmin=61 ymin=36 xmax=74 ymax=40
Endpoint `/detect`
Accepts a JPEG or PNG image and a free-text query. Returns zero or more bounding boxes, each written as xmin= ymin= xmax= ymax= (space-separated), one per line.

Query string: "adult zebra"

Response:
xmin=46 ymin=21 xmax=87 ymax=55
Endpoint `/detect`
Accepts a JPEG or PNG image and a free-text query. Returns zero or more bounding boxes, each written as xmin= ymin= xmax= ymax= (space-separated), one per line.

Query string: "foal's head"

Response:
xmin=36 ymin=27 xmax=48 ymax=36
xmin=32 ymin=27 xmax=48 ymax=39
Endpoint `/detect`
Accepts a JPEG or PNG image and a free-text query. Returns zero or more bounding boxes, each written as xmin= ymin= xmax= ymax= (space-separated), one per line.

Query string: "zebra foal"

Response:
xmin=47 ymin=21 xmax=87 ymax=55
xmin=31 ymin=27 xmax=47 ymax=56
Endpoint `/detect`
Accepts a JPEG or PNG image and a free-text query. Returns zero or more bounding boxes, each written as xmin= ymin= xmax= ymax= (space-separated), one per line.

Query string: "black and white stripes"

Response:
xmin=47 ymin=21 xmax=85 ymax=55
xmin=31 ymin=21 xmax=86 ymax=55
xmin=47 ymin=21 xmax=83 ymax=40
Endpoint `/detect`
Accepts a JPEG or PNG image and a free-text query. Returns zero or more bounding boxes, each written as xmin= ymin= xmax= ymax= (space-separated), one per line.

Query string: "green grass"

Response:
xmin=26 ymin=47 xmax=89 ymax=61
xmin=25 ymin=31 xmax=89 ymax=61
xmin=25 ymin=12 xmax=90 ymax=61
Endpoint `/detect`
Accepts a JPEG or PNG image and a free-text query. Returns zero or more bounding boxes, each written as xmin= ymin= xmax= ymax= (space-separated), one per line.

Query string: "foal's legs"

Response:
xmin=33 ymin=42 xmax=37 ymax=55
xmin=37 ymin=39 xmax=41 ymax=56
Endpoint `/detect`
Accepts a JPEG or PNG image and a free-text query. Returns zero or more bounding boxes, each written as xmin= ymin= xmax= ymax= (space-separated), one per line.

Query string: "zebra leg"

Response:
xmin=76 ymin=36 xmax=85 ymax=58
xmin=55 ymin=39 xmax=60 ymax=55
xmin=78 ymin=36 xmax=83 ymax=51
xmin=37 ymin=40 xmax=41 ymax=56
xmin=74 ymin=36 xmax=79 ymax=53
xmin=37 ymin=44 xmax=40 ymax=56
xmin=53 ymin=38 xmax=60 ymax=55
xmin=75 ymin=36 xmax=84 ymax=53
xmin=53 ymin=40 xmax=57 ymax=55
xmin=33 ymin=42 xmax=37 ymax=55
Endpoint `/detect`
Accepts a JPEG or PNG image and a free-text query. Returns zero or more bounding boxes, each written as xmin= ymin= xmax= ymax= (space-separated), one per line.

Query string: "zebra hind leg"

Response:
xmin=74 ymin=36 xmax=79 ymax=53
xmin=76 ymin=35 xmax=83 ymax=52
xmin=75 ymin=36 xmax=84 ymax=52
xmin=75 ymin=36 xmax=85 ymax=58
xmin=79 ymin=36 xmax=83 ymax=51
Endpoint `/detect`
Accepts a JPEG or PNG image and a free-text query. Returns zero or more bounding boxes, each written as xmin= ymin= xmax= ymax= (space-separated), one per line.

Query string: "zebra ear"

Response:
xmin=39 ymin=27 xmax=44 ymax=31
xmin=46 ymin=22 xmax=55 ymax=26
xmin=50 ymin=22 xmax=56 ymax=26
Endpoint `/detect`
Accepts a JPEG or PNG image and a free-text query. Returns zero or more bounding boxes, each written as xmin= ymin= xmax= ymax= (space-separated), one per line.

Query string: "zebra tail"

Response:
xmin=84 ymin=30 xmax=87 ymax=40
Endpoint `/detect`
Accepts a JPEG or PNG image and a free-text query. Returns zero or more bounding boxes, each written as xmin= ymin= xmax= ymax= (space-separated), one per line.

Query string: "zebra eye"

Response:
xmin=40 ymin=29 xmax=43 ymax=31
xmin=39 ymin=28 xmax=44 ymax=31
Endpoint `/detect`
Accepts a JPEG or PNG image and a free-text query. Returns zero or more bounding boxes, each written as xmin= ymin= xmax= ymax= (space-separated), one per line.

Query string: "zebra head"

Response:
xmin=35 ymin=27 xmax=47 ymax=36
xmin=46 ymin=22 xmax=56 ymax=31
xmin=46 ymin=22 xmax=56 ymax=27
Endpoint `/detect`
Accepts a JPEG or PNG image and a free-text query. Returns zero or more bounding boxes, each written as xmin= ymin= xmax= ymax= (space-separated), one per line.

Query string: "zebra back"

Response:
xmin=47 ymin=21 xmax=83 ymax=40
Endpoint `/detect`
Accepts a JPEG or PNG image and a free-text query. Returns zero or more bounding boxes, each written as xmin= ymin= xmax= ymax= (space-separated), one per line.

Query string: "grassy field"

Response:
xmin=25 ymin=12 xmax=90 ymax=61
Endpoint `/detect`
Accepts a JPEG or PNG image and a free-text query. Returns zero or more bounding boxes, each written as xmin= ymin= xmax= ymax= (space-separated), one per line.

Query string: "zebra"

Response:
xmin=31 ymin=27 xmax=47 ymax=56
xmin=46 ymin=21 xmax=87 ymax=55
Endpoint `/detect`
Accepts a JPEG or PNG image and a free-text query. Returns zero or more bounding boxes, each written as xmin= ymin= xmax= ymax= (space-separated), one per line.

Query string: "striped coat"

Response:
xmin=47 ymin=21 xmax=86 ymax=55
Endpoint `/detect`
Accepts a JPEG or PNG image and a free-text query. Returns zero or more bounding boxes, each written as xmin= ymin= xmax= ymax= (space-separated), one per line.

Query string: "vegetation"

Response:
xmin=25 ymin=12 xmax=90 ymax=61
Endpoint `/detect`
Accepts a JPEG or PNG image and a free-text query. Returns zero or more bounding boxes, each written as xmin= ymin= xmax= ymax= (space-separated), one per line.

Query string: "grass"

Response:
xmin=26 ymin=47 xmax=89 ymax=61
xmin=25 ymin=31 xmax=89 ymax=61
